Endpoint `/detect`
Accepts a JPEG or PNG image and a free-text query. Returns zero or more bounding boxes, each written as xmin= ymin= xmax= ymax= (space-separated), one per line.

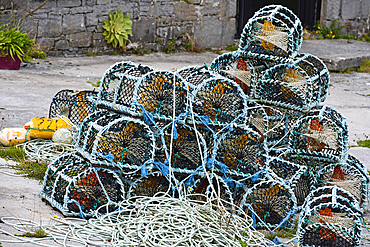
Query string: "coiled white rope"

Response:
xmin=0 ymin=195 xmax=275 ymax=247
xmin=17 ymin=139 xmax=74 ymax=163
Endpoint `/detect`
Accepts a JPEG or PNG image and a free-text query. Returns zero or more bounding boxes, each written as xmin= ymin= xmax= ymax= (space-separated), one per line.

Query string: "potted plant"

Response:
xmin=0 ymin=22 xmax=34 ymax=70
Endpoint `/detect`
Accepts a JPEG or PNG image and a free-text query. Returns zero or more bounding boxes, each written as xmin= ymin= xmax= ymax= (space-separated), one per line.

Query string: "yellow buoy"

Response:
xmin=0 ymin=128 xmax=31 ymax=146
xmin=24 ymin=118 xmax=71 ymax=139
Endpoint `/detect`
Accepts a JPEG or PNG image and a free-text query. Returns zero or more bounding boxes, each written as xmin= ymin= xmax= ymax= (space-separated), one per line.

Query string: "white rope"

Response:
xmin=0 ymin=196 xmax=276 ymax=247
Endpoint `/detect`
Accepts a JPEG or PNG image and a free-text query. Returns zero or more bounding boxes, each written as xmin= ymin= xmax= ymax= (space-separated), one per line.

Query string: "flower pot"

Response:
xmin=0 ymin=53 xmax=21 ymax=70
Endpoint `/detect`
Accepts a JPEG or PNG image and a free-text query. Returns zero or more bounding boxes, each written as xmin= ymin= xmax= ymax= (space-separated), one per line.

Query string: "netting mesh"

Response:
xmin=49 ymin=89 xmax=98 ymax=125
xmin=75 ymin=111 xmax=155 ymax=169
xmin=39 ymin=153 xmax=126 ymax=218
xmin=298 ymin=186 xmax=362 ymax=247
xmin=241 ymin=180 xmax=297 ymax=229
xmin=190 ymin=77 xmax=247 ymax=125
xmin=239 ymin=5 xmax=303 ymax=58
xmin=289 ymin=105 xmax=348 ymax=162
xmin=317 ymin=162 xmax=369 ymax=209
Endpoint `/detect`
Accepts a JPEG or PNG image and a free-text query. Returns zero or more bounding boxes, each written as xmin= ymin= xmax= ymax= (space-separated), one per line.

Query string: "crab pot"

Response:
xmin=239 ymin=5 xmax=303 ymax=59
xmin=293 ymin=53 xmax=330 ymax=105
xmin=177 ymin=65 xmax=214 ymax=88
xmin=212 ymin=125 xmax=267 ymax=179
xmin=190 ymin=76 xmax=247 ymax=126
xmin=298 ymin=186 xmax=362 ymax=247
xmin=153 ymin=121 xmax=208 ymax=176
xmin=255 ymin=63 xmax=316 ymax=111
xmin=39 ymin=153 xmax=126 ymax=218
xmin=288 ymin=105 xmax=349 ymax=162
xmin=75 ymin=111 xmax=155 ymax=170
xmin=132 ymin=70 xmax=189 ymax=121
xmin=49 ymin=89 xmax=98 ymax=125
xmin=241 ymin=180 xmax=297 ymax=229
xmin=317 ymin=161 xmax=370 ymax=210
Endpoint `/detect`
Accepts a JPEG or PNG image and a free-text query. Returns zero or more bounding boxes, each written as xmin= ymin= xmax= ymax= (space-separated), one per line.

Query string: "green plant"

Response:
xmin=27 ymin=44 xmax=46 ymax=59
xmin=103 ymin=9 xmax=132 ymax=52
xmin=0 ymin=20 xmax=34 ymax=62
xmin=357 ymin=60 xmax=370 ymax=73
xmin=15 ymin=229 xmax=47 ymax=238
xmin=0 ymin=146 xmax=48 ymax=181
xmin=314 ymin=20 xmax=344 ymax=40
xmin=225 ymin=44 xmax=238 ymax=52
xmin=87 ymin=80 xmax=101 ymax=87
xmin=358 ymin=140 xmax=370 ymax=148
xmin=164 ymin=39 xmax=175 ymax=53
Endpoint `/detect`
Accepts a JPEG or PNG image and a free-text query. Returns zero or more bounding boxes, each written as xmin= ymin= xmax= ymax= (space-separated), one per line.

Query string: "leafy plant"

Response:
xmin=164 ymin=39 xmax=175 ymax=53
xmin=15 ymin=229 xmax=47 ymax=238
xmin=0 ymin=146 xmax=48 ymax=181
xmin=357 ymin=60 xmax=370 ymax=73
xmin=358 ymin=140 xmax=370 ymax=148
xmin=314 ymin=20 xmax=344 ymax=39
xmin=87 ymin=80 xmax=101 ymax=87
xmin=27 ymin=44 xmax=46 ymax=59
xmin=0 ymin=22 xmax=34 ymax=62
xmin=225 ymin=44 xmax=238 ymax=52
xmin=103 ymin=9 xmax=132 ymax=52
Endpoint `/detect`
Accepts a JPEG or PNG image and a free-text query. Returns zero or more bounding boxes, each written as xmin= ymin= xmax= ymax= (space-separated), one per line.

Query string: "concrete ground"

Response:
xmin=0 ymin=40 xmax=370 ymax=246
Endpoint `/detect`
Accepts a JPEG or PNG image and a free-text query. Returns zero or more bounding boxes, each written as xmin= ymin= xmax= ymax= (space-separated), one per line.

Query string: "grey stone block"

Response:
xmin=228 ymin=0 xmax=236 ymax=17
xmin=93 ymin=32 xmax=105 ymax=40
xmin=323 ymin=0 xmax=340 ymax=20
xmin=36 ymin=37 xmax=55 ymax=50
xmin=194 ymin=15 xmax=235 ymax=48
xmin=70 ymin=6 xmax=93 ymax=14
xmin=97 ymin=0 xmax=111 ymax=4
xmin=38 ymin=17 xmax=62 ymax=37
xmin=57 ymin=0 xmax=81 ymax=7
xmin=63 ymin=14 xmax=86 ymax=34
xmin=30 ymin=0 xmax=57 ymax=13
xmin=69 ymin=32 xmax=92 ymax=47
xmin=131 ymin=17 xmax=156 ymax=42
xmin=359 ymin=0 xmax=370 ymax=18
xmin=155 ymin=2 xmax=174 ymax=16
xmin=86 ymin=12 xmax=99 ymax=26
xmin=199 ymin=3 xmax=219 ymax=16
xmin=54 ymin=39 xmax=69 ymax=50
xmin=174 ymin=2 xmax=198 ymax=21
xmin=341 ymin=0 xmax=360 ymax=19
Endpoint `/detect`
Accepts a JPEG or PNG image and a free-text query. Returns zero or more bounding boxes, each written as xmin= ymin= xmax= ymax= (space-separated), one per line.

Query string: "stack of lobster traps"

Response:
xmin=39 ymin=5 xmax=369 ymax=246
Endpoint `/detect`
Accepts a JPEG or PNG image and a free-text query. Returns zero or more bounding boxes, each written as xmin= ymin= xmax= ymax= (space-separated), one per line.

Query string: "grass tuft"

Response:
xmin=0 ymin=146 xmax=48 ymax=181
xmin=358 ymin=139 xmax=370 ymax=148
xmin=357 ymin=60 xmax=370 ymax=73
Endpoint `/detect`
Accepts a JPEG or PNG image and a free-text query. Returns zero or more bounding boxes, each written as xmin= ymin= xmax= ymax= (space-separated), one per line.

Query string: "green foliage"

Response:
xmin=358 ymin=140 xmax=370 ymax=148
xmin=132 ymin=49 xmax=151 ymax=56
xmin=0 ymin=146 xmax=25 ymax=162
xmin=357 ymin=60 xmax=370 ymax=73
xmin=15 ymin=229 xmax=47 ymax=238
xmin=103 ymin=9 xmax=132 ymax=52
xmin=164 ymin=39 xmax=175 ymax=53
xmin=184 ymin=40 xmax=192 ymax=52
xmin=27 ymin=44 xmax=46 ymax=59
xmin=225 ymin=44 xmax=238 ymax=52
xmin=0 ymin=146 xmax=48 ymax=181
xmin=87 ymin=80 xmax=101 ymax=87
xmin=314 ymin=20 xmax=344 ymax=40
xmin=265 ymin=228 xmax=297 ymax=240
xmin=0 ymin=22 xmax=34 ymax=62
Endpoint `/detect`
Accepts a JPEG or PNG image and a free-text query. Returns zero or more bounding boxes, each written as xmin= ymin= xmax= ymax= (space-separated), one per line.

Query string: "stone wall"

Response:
xmin=321 ymin=0 xmax=370 ymax=38
xmin=0 ymin=0 xmax=237 ymax=56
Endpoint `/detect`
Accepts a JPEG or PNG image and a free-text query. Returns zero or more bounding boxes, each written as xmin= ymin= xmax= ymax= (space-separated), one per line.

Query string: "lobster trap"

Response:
xmin=75 ymin=111 xmax=155 ymax=170
xmin=288 ymin=105 xmax=349 ymax=162
xmin=317 ymin=161 xmax=370 ymax=210
xmin=297 ymin=186 xmax=363 ymax=247
xmin=49 ymin=89 xmax=98 ymax=125
xmin=39 ymin=153 xmax=126 ymax=218
xmin=239 ymin=5 xmax=303 ymax=60
xmin=241 ymin=180 xmax=297 ymax=230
